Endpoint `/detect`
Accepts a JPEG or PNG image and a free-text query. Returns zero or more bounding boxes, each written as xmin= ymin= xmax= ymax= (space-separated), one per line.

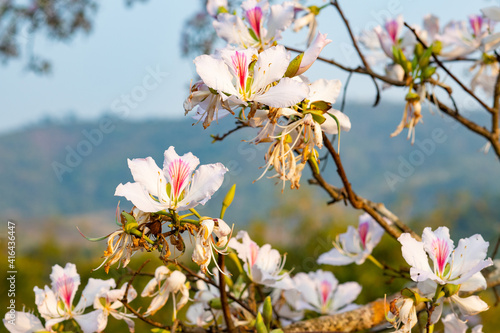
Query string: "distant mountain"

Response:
xmin=1 ymin=102 xmax=499 ymax=227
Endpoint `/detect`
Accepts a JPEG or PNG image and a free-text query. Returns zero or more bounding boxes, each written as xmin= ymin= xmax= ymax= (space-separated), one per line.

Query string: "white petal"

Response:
xmin=442 ymin=313 xmax=468 ymax=333
xmin=145 ymin=293 xmax=169 ymax=316
xmin=252 ymin=45 xmax=290 ymax=91
xmin=481 ymin=6 xmax=500 ymax=22
xmin=180 ymin=163 xmax=228 ymax=210
xmin=266 ymin=2 xmax=294 ymax=40
xmin=213 ymin=13 xmax=254 ymax=47
xmin=206 ymin=0 xmax=228 ymax=17
xmin=450 ymin=295 xmax=489 ymax=316
xmin=2 ymin=312 xmax=45 ymax=333
xmin=450 ymin=234 xmax=492 ymax=285
xmin=317 ymin=248 xmax=356 ymax=266
xmin=127 ymin=157 xmax=163 ymax=197
xmin=194 ymin=54 xmax=238 ymax=96
xmin=308 ymin=79 xmax=341 ymax=104
xmin=34 ymin=286 xmax=59 ymax=319
xmin=115 ymin=182 xmax=167 ymax=213
xmin=460 ymin=272 xmax=488 ymax=292
xmin=321 ymin=109 xmax=351 ymax=134
xmin=75 ymin=278 xmax=116 ymax=312
xmin=74 ymin=310 xmax=102 ymax=333
xmin=331 ymin=282 xmax=362 ymax=312
xmin=398 ymin=233 xmax=434 ymax=282
xmin=253 ymin=77 xmax=309 ymax=107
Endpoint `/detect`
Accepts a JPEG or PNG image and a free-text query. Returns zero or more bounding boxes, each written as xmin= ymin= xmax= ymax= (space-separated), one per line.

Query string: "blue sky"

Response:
xmin=0 ymin=0 xmax=497 ymax=133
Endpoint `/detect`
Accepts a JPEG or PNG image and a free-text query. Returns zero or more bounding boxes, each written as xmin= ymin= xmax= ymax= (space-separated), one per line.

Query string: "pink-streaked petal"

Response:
xmin=321 ymin=109 xmax=351 ymax=134
xmin=422 ymin=227 xmax=454 ymax=276
xmin=398 ymin=233 xmax=434 ymax=282
xmin=163 ymin=146 xmax=199 ymax=175
xmin=179 ymin=163 xmax=228 ymax=211
xmin=75 ymin=278 xmax=116 ymax=312
xmin=450 ymin=295 xmax=489 ymax=316
xmin=127 ymin=157 xmax=163 ymax=197
xmin=252 ymin=45 xmax=290 ymax=91
xmin=253 ymin=78 xmax=309 ymax=108
xmin=3 ymin=311 xmax=45 ymax=333
xmin=194 ymin=54 xmax=238 ymax=96
xmin=50 ymin=263 xmax=80 ymax=309
xmin=74 ymin=310 xmax=102 ymax=333
xmin=115 ymin=182 xmax=167 ymax=213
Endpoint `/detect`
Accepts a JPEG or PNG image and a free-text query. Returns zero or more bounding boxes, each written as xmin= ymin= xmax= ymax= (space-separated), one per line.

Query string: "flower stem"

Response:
xmin=367 ymin=255 xmax=384 ymax=270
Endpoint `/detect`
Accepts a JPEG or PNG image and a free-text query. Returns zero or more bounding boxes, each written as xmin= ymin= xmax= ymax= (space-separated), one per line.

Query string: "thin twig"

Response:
xmin=218 ymin=254 xmax=236 ymax=332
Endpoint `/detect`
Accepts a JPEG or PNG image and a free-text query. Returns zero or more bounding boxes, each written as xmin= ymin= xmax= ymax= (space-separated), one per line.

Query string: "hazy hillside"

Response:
xmin=1 ymin=102 xmax=499 ymax=230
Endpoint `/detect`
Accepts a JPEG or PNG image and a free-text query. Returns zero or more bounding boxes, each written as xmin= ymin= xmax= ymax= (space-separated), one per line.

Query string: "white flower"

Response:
xmin=292 ymin=4 xmax=319 ymax=45
xmin=141 ymin=267 xmax=189 ymax=318
xmin=194 ymin=45 xmax=309 ymax=111
xmin=386 ymin=296 xmax=417 ymax=333
xmin=3 ymin=311 xmax=45 ymax=333
xmin=398 ymin=226 xmax=493 ymax=286
xmin=213 ymin=0 xmax=294 ymax=49
xmin=288 ymin=270 xmax=361 ymax=315
xmin=34 ymin=263 xmax=115 ymax=333
xmin=192 ymin=218 xmax=232 ymax=274
xmin=115 ymin=146 xmax=228 ymax=213
xmin=318 ymin=213 xmax=384 ymax=266
xmin=94 ymin=283 xmax=137 ymax=332
xmin=228 ymin=230 xmax=292 ymax=289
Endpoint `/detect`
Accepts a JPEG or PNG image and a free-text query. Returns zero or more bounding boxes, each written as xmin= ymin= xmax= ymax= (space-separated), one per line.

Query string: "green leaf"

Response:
xmin=284 ymin=53 xmax=304 ymax=78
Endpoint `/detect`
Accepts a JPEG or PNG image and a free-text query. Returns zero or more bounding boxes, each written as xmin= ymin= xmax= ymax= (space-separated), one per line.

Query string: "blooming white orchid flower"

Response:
xmin=3 ymin=311 xmax=45 ymax=333
xmin=442 ymin=313 xmax=483 ymax=333
xmin=213 ymin=0 xmax=294 ymax=49
xmin=141 ymin=266 xmax=189 ymax=318
xmin=94 ymin=283 xmax=137 ymax=332
xmin=228 ymin=230 xmax=292 ymax=289
xmin=398 ymin=226 xmax=493 ymax=286
xmin=318 ymin=213 xmax=384 ymax=266
xmin=194 ymin=45 xmax=309 ymax=111
xmin=287 ymin=270 xmax=361 ymax=315
xmin=292 ymin=3 xmax=320 ymax=46
xmin=33 ymin=263 xmax=115 ymax=333
xmin=115 ymin=146 xmax=228 ymax=213
xmin=192 ymin=218 xmax=232 ymax=274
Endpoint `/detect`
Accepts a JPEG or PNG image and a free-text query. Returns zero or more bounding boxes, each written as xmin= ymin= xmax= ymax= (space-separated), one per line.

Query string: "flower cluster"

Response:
xmin=185 ymin=0 xmax=351 ymax=189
